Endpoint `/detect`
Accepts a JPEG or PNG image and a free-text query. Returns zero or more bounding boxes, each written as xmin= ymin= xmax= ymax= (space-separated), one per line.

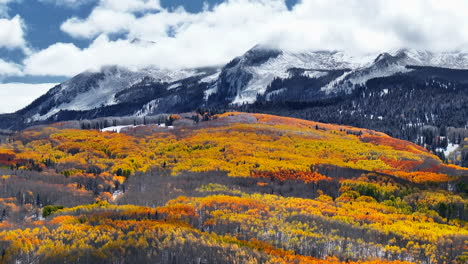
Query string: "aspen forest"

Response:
xmin=0 ymin=112 xmax=466 ymax=264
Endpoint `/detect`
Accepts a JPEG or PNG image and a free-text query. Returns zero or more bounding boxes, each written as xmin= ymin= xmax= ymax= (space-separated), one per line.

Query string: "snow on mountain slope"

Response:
xmin=322 ymin=52 xmax=413 ymax=94
xmin=392 ymin=48 xmax=468 ymax=69
xmin=56 ymin=68 xmax=146 ymax=110
xmin=217 ymin=45 xmax=381 ymax=104
xmin=323 ymin=48 xmax=468 ymax=94
xmin=221 ymin=46 xmax=375 ymax=104
xmin=218 ymin=46 xmax=468 ymax=103
xmin=143 ymin=67 xmax=205 ymax=83
xmin=302 ymin=70 xmax=329 ymax=79
xmin=200 ymin=70 xmax=221 ymax=83
xmin=27 ymin=66 xmax=201 ymax=122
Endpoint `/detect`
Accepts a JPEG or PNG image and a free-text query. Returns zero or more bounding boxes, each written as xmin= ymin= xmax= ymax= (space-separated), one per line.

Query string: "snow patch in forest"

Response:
xmin=444 ymin=143 xmax=459 ymax=157
xmin=101 ymin=125 xmax=144 ymax=133
xmin=101 ymin=123 xmax=174 ymax=133
xmin=112 ymin=190 xmax=124 ymax=201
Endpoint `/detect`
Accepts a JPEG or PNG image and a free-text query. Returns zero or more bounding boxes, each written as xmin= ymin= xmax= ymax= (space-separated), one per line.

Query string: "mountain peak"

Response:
xmin=241 ymin=45 xmax=283 ymax=66
xmin=380 ymin=48 xmax=468 ymax=69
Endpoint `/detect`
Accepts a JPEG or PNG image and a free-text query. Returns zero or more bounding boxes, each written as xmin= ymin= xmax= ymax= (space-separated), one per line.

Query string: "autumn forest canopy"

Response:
xmin=0 ymin=112 xmax=466 ymax=264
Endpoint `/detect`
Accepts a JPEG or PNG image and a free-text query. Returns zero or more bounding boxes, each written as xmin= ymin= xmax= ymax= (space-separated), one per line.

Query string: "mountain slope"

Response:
xmin=211 ymin=45 xmax=371 ymax=104
xmin=1 ymin=112 xmax=464 ymax=182
xmin=0 ymin=112 xmax=466 ymax=263
xmin=17 ymin=66 xmax=210 ymax=123
xmin=211 ymin=46 xmax=468 ymax=103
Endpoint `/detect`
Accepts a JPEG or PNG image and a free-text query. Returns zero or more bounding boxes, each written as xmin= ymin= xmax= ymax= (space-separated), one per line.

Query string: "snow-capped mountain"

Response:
xmin=17 ymin=66 xmax=214 ymax=123
xmin=323 ymin=48 xmax=468 ymax=93
xmin=215 ymin=46 xmax=468 ymax=100
xmin=214 ymin=45 xmax=377 ymax=104
xmin=2 ymin=45 xmax=468 ymax=131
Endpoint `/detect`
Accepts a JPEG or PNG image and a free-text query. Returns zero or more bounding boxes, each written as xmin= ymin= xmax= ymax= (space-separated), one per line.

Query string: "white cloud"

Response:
xmin=61 ymin=9 xmax=135 ymax=38
xmin=0 ymin=58 xmax=22 ymax=76
xmin=0 ymin=82 xmax=58 ymax=113
xmin=23 ymin=42 xmax=88 ymax=76
xmin=61 ymin=0 xmax=160 ymax=38
xmin=99 ymin=0 xmax=160 ymax=12
xmin=39 ymin=0 xmax=97 ymax=8
xmin=0 ymin=15 xmax=27 ymax=51
xmin=23 ymin=0 xmax=468 ymax=77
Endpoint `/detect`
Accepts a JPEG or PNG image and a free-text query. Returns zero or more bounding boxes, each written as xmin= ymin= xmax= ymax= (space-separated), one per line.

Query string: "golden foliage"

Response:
xmin=0 ymin=112 xmax=461 ymax=184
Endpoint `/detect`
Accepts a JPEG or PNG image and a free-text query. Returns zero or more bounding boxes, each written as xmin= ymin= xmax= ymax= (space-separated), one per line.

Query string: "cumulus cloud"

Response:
xmin=0 ymin=58 xmax=22 ymax=76
xmin=99 ymin=0 xmax=160 ymax=12
xmin=0 ymin=15 xmax=28 ymax=51
xmin=22 ymin=0 xmax=468 ymax=77
xmin=61 ymin=9 xmax=135 ymax=38
xmin=23 ymin=42 xmax=85 ymax=76
xmin=0 ymin=82 xmax=58 ymax=113
xmin=61 ymin=0 xmax=160 ymax=38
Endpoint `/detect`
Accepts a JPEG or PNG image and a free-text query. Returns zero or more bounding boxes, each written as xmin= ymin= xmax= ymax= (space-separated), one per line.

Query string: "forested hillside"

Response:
xmin=0 ymin=113 xmax=466 ymax=264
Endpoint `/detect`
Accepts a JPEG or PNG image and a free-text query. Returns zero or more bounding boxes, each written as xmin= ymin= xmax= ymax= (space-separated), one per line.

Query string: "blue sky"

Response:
xmin=0 ymin=0 xmax=467 ymax=113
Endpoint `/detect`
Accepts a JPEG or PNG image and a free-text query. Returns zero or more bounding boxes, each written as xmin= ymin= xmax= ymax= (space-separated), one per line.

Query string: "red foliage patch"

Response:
xmin=380 ymin=157 xmax=422 ymax=171
xmin=251 ymin=169 xmax=332 ymax=184
xmin=0 ymin=152 xmax=15 ymax=167
xmin=360 ymin=134 xmax=428 ymax=154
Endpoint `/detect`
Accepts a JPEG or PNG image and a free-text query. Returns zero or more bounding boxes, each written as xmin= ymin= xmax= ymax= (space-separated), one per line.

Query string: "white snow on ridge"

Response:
xmin=59 ymin=67 xmax=199 ymax=111
xmin=323 ymin=52 xmax=414 ymax=94
xmin=232 ymin=50 xmax=377 ymax=104
xmin=29 ymin=109 xmax=61 ymax=123
xmin=302 ymin=71 xmax=328 ymax=79
xmin=321 ymin=48 xmax=467 ymax=94
xmin=353 ymin=65 xmax=411 ymax=85
xmin=390 ymin=48 xmax=468 ymax=69
xmin=231 ymin=47 xmax=468 ymax=103
xmin=143 ymin=67 xmax=202 ymax=83
xmin=167 ymin=83 xmax=181 ymax=90
xmin=200 ymin=70 xmax=221 ymax=83
xmin=31 ymin=66 xmax=201 ymax=121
